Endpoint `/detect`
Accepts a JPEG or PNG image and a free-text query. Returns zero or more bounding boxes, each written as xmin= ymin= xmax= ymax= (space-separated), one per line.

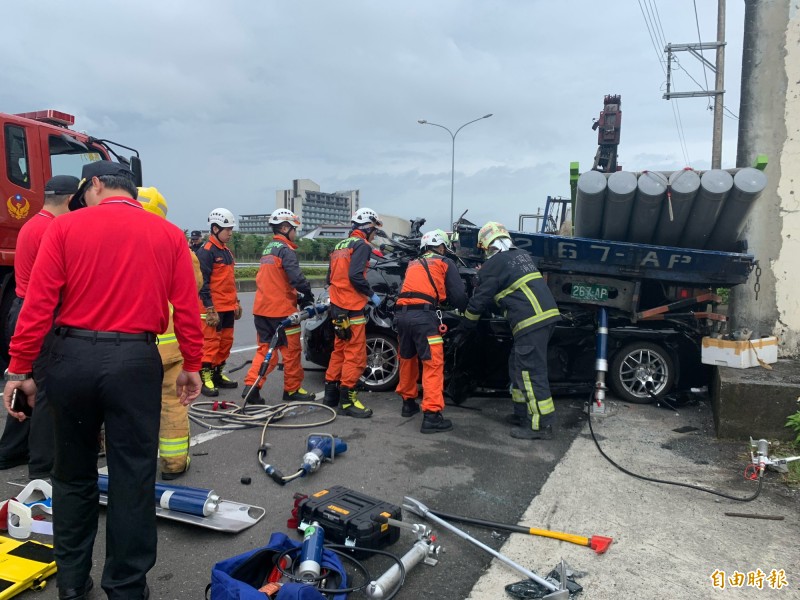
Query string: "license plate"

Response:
xmin=571 ymin=283 xmax=610 ymax=301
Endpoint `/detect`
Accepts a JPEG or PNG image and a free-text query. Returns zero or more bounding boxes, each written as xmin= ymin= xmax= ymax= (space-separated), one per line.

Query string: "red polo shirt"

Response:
xmin=9 ymin=196 xmax=204 ymax=373
xmin=14 ymin=210 xmax=55 ymax=298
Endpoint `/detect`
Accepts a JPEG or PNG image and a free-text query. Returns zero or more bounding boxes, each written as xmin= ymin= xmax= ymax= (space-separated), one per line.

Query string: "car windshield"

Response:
xmin=49 ymin=134 xmax=106 ymax=180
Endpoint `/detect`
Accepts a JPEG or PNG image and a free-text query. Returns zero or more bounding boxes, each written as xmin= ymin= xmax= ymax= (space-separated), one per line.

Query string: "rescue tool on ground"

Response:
xmin=403 ymin=496 xmax=577 ymax=599
xmin=259 ymin=433 xmax=348 ymax=486
xmin=747 ymin=437 xmax=800 ymax=480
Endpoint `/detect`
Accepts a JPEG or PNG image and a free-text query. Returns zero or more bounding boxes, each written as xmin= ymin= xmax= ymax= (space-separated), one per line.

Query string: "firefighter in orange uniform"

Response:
xmin=197 ymin=208 xmax=241 ymax=397
xmin=395 ymin=229 xmax=467 ymax=433
xmin=323 ymin=208 xmax=383 ymax=418
xmin=138 ymin=188 xmax=204 ymax=480
xmin=243 ymin=208 xmax=316 ymax=403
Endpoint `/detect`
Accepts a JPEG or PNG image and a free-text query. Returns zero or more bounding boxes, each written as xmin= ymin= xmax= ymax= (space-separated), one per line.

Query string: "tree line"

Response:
xmin=184 ymin=231 xmax=342 ymax=263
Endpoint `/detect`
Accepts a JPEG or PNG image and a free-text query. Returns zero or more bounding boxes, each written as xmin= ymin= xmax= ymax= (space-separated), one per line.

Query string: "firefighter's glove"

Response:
xmin=234 ymin=301 xmax=243 ymax=321
xmin=369 ymin=293 xmax=381 ymax=307
xmin=205 ymin=308 xmax=220 ymax=328
xmin=332 ymin=314 xmax=353 ymax=341
xmin=298 ymin=292 xmax=315 ymax=309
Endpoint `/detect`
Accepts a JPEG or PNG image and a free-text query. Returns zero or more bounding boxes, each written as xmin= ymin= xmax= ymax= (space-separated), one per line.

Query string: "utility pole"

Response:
xmin=663 ymin=0 xmax=726 ymax=167
xmin=711 ymin=0 xmax=726 ymax=168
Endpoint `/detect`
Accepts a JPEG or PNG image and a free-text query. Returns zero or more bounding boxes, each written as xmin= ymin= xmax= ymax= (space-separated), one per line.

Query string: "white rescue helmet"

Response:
xmin=352 ymin=207 xmax=383 ymax=227
xmin=269 ymin=208 xmax=301 ymax=228
xmin=208 ymin=207 xmax=236 ymax=229
xmin=420 ymin=229 xmax=450 ymax=250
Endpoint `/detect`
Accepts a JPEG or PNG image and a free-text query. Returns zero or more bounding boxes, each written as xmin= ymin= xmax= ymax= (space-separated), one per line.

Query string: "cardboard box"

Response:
xmin=701 ymin=336 xmax=778 ymax=368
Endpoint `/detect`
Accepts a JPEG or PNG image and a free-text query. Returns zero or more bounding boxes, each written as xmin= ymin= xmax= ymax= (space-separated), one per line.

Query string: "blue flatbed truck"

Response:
xmin=453 ymin=224 xmax=757 ymax=403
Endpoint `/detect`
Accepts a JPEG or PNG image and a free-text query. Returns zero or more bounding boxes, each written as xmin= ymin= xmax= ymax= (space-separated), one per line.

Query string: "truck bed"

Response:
xmin=456 ymin=226 xmax=755 ymax=287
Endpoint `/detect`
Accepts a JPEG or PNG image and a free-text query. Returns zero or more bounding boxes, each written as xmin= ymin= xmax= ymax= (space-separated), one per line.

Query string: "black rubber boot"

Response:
xmin=420 ymin=411 xmax=453 ymax=434
xmin=213 ymin=364 xmax=238 ymax=389
xmin=339 ymin=387 xmax=373 ymax=418
xmin=505 ymin=405 xmax=528 ymax=426
xmin=242 ymin=385 xmax=265 ymax=405
xmin=510 ymin=425 xmax=554 ymax=440
xmin=401 ymin=398 xmax=420 ymax=417
xmin=323 ymin=381 xmax=340 ymax=407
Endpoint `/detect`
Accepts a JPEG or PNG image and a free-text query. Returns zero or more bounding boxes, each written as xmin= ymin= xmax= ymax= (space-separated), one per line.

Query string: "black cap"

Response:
xmin=44 ymin=175 xmax=80 ymax=195
xmin=69 ymin=161 xmax=135 ymax=211
xmin=190 ymin=230 xmax=203 ymax=239
xmin=80 ymin=161 xmax=134 ymax=181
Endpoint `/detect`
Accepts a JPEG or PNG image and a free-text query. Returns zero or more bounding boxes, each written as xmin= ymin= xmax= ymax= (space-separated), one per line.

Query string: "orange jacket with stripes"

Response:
xmin=196 ymin=235 xmax=237 ymax=311
xmin=326 ymin=229 xmax=373 ymax=310
xmin=253 ymin=234 xmax=312 ymax=317
xmin=396 ymin=252 xmax=468 ymax=311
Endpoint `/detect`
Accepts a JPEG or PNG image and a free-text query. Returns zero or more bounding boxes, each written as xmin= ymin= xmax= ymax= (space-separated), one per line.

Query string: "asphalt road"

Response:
xmin=0 ymin=291 xmax=588 ymax=599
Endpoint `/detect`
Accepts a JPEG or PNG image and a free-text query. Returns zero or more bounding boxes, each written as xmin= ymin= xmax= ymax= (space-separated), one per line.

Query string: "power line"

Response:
xmin=692 ymin=0 xmax=713 ymax=109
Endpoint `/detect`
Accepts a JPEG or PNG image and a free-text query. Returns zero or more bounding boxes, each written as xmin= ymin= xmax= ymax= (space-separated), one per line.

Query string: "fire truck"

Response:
xmin=0 ymin=109 xmax=143 ymax=355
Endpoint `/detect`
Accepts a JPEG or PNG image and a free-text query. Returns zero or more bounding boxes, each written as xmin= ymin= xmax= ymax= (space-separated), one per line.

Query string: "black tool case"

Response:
xmin=296 ymin=486 xmax=401 ymax=554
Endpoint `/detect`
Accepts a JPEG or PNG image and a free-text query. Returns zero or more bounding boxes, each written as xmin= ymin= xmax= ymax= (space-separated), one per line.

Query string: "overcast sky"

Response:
xmin=3 ymin=1 xmax=744 ymax=233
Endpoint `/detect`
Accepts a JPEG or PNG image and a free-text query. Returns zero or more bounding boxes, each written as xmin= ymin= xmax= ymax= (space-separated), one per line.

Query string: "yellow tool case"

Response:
xmin=0 ymin=536 xmax=56 ymax=598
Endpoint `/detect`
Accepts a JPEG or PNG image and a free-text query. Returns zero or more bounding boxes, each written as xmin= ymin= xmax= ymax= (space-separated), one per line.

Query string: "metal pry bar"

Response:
xmin=403 ymin=496 xmax=569 ymax=599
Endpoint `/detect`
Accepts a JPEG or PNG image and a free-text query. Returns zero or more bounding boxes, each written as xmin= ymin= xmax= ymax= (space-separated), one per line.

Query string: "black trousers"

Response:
xmin=508 ymin=323 xmax=557 ymax=430
xmin=47 ymin=333 xmax=162 ymax=599
xmin=0 ymin=297 xmax=55 ymax=477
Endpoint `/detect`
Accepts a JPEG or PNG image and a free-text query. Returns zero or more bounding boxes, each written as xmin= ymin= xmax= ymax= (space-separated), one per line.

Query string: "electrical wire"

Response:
xmin=692 ymin=0 xmax=713 ymax=108
xmin=587 ymin=391 xmax=764 ymax=502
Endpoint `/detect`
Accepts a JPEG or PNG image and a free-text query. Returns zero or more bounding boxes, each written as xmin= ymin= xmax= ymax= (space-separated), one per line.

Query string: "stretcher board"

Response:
xmin=98 ymin=494 xmax=266 ymax=533
xmin=0 ymin=536 xmax=56 ymax=599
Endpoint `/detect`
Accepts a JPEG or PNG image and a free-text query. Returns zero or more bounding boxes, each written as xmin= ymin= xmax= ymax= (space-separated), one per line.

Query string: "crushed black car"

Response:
xmin=303 ymin=234 xmax=709 ymax=404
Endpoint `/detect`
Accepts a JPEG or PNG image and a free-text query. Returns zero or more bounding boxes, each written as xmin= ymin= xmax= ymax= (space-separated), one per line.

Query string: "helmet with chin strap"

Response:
xmin=352 ymin=207 xmax=382 ymax=228
xmin=269 ymin=208 xmax=301 ymax=228
xmin=208 ymin=208 xmax=236 ymax=229
xmin=420 ymin=229 xmax=451 ymax=251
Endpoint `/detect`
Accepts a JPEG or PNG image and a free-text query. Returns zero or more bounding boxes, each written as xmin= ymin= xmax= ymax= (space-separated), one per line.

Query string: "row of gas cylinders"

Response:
xmin=574 ymin=167 xmax=767 ymax=251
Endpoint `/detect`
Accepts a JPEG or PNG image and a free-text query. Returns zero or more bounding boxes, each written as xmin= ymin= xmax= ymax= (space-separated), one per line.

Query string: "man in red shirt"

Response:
xmin=0 ymin=175 xmax=77 ymax=478
xmin=2 ymin=161 xmax=203 ymax=600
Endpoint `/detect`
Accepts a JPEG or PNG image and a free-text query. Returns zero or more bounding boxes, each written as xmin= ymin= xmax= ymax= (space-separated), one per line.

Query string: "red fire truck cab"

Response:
xmin=0 ymin=109 xmax=143 ymax=354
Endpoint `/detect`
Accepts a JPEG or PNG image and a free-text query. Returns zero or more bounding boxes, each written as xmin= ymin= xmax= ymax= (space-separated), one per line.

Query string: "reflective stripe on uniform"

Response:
xmin=512 ymin=308 xmax=561 ymax=335
xmin=285 ymin=326 xmax=301 ymax=336
xmin=522 ymin=371 xmax=554 ymax=431
xmin=464 ymin=310 xmax=481 ymax=321
xmin=350 ymin=316 xmax=367 ymax=326
xmin=493 ymin=272 xmax=543 ymax=303
xmin=159 ymin=436 xmax=189 ymax=457
xmin=511 ymin=387 xmax=525 ymax=404
xmin=157 ymin=333 xmax=178 ymax=345
xmin=426 ymin=335 xmax=443 ymax=345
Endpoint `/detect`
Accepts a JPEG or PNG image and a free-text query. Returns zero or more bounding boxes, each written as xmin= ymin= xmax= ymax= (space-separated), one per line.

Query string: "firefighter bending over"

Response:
xmin=323 ymin=208 xmax=383 ymax=418
xmin=462 ymin=222 xmax=560 ymax=440
xmin=197 ymin=208 xmax=241 ymax=397
xmin=395 ymin=229 xmax=467 ymax=433
xmin=243 ymin=208 xmax=316 ymax=403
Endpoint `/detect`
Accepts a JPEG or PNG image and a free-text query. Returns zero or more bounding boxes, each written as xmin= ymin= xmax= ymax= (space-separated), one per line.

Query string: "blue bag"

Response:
xmin=209 ymin=532 xmax=347 ymax=600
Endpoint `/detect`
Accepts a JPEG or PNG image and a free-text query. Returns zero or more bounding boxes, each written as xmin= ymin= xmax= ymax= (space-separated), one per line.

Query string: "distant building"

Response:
xmin=303 ymin=216 xmax=411 ymax=241
xmin=276 ymin=179 xmax=360 ymax=235
xmin=302 ymin=223 xmax=352 ymax=240
xmin=238 ymin=214 xmax=271 ymax=235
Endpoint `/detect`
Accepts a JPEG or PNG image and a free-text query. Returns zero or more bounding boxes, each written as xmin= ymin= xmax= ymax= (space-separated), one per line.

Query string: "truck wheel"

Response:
xmin=360 ymin=332 xmax=400 ymax=392
xmin=610 ymin=341 xmax=675 ymax=404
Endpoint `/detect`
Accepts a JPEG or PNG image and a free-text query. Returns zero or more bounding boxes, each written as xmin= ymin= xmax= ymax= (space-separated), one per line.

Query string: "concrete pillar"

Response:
xmin=733 ymin=0 xmax=799 ymax=357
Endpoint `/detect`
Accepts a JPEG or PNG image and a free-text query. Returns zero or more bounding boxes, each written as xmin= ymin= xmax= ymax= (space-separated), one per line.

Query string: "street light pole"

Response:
xmin=418 ymin=113 xmax=493 ymax=227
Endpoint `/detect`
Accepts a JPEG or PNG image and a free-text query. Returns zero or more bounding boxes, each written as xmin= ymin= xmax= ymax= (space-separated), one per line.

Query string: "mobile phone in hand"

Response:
xmin=11 ymin=389 xmax=32 ymax=417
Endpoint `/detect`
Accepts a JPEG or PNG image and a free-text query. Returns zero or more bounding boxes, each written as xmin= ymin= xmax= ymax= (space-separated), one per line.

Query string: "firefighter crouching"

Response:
xmin=197 ymin=208 xmax=241 ymax=397
xmin=462 ymin=222 xmax=561 ymax=440
xmin=323 ymin=208 xmax=384 ymax=418
xmin=243 ymin=208 xmax=316 ymax=403
xmin=396 ymin=229 xmax=467 ymax=433
xmin=139 ymin=187 xmax=204 ymax=480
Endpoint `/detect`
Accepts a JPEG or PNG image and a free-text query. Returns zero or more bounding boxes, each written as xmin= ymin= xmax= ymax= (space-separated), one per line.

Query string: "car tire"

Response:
xmin=610 ymin=341 xmax=675 ymax=404
xmin=360 ymin=332 xmax=400 ymax=392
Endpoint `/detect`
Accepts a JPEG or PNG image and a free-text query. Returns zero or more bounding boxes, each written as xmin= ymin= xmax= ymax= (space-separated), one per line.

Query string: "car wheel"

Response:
xmin=610 ymin=341 xmax=675 ymax=404
xmin=360 ymin=332 xmax=400 ymax=392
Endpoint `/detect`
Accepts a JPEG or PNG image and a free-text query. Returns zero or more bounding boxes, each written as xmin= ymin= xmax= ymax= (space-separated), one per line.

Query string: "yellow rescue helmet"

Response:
xmin=138 ymin=187 xmax=168 ymax=219
xmin=477 ymin=221 xmax=510 ymax=249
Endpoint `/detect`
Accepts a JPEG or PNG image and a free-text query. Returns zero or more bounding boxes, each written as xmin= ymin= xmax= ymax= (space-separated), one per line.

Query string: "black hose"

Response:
xmin=587 ymin=391 xmax=764 ymax=502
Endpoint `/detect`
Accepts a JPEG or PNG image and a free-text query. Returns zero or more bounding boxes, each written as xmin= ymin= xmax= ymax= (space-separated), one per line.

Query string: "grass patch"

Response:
xmin=235 ymin=266 xmax=328 ymax=280
xmin=772 ymin=441 xmax=800 ymax=486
